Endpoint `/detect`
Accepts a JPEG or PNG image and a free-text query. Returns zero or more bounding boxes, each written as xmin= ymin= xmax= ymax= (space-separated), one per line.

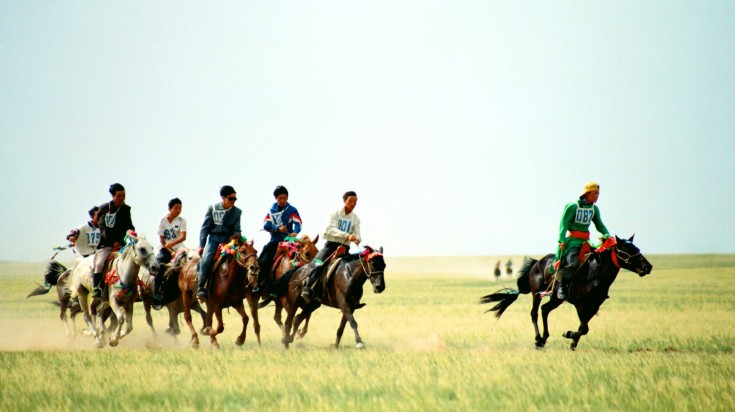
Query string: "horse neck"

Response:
xmin=117 ymin=247 xmax=141 ymax=286
xmin=595 ymin=249 xmax=622 ymax=289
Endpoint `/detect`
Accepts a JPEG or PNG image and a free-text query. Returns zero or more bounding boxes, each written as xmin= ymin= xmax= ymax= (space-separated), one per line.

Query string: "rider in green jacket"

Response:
xmin=555 ymin=182 xmax=610 ymax=300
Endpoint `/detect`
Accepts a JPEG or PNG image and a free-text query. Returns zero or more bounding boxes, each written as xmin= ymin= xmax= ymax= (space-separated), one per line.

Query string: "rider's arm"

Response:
xmin=592 ymin=205 xmax=610 ymax=238
xmin=199 ymin=205 xmax=214 ymax=248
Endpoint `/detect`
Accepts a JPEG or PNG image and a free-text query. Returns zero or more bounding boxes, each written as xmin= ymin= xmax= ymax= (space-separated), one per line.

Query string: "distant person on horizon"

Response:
xmin=254 ymin=185 xmax=302 ymax=296
xmin=301 ymin=191 xmax=361 ymax=303
xmin=196 ymin=185 xmax=242 ymax=300
xmin=66 ymin=206 xmax=100 ymax=258
xmin=554 ymin=182 xmax=610 ymax=300
xmin=92 ymin=183 xmax=135 ymax=299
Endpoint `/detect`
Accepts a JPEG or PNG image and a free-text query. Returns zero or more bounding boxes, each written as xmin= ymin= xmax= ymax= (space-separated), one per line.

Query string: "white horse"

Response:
xmin=70 ymin=233 xmax=158 ymax=348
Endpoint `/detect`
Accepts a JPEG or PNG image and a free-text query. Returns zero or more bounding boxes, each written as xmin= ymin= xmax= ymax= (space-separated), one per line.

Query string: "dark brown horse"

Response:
xmin=280 ymin=246 xmax=386 ymax=349
xmin=258 ymin=235 xmax=319 ymax=333
xmin=481 ymin=235 xmax=652 ymax=350
xmin=179 ymin=238 xmax=260 ymax=348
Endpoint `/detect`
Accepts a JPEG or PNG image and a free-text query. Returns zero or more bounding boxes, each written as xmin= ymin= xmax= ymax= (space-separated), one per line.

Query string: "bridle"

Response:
xmin=234 ymin=245 xmax=259 ymax=287
xmin=615 ymin=244 xmax=641 ymax=267
xmin=359 ymin=251 xmax=385 ymax=280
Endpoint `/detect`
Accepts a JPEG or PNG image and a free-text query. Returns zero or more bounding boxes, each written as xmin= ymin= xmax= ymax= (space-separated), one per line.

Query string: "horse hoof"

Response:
xmin=235 ymin=338 xmax=245 ymax=346
xmin=563 ymin=331 xmax=574 ymax=339
xmin=95 ymin=341 xmax=104 ymax=349
xmin=535 ymin=341 xmax=545 ymax=348
xmin=356 ymin=342 xmax=365 ymax=350
xmin=109 ymin=340 xmax=119 ymax=347
xmin=570 ymin=342 xmax=578 ymax=351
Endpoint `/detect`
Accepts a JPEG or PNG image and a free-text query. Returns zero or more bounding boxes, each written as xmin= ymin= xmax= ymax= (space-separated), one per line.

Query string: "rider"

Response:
xmin=301 ymin=191 xmax=361 ymax=302
xmin=555 ymin=182 xmax=610 ymax=300
xmin=92 ymin=183 xmax=135 ymax=299
xmin=196 ymin=185 xmax=242 ymax=299
xmin=254 ymin=185 xmax=302 ymax=296
xmin=154 ymin=197 xmax=187 ymax=302
xmin=66 ymin=206 xmax=100 ymax=258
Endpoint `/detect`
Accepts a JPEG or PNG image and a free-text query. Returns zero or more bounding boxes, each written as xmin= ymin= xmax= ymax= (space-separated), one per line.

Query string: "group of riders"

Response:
xmin=65 ymin=180 xmax=608 ymax=304
xmin=65 ymin=183 xmax=363 ymax=305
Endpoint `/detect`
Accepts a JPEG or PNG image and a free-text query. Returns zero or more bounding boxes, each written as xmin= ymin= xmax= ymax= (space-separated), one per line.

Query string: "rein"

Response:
xmin=358 ymin=250 xmax=384 ymax=280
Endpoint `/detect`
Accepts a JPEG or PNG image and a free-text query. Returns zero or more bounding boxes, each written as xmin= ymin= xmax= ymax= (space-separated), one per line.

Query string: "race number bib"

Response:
xmin=212 ymin=208 xmax=225 ymax=225
xmin=270 ymin=210 xmax=285 ymax=228
xmin=338 ymin=219 xmax=352 ymax=233
xmin=105 ymin=212 xmax=116 ymax=228
xmin=574 ymin=208 xmax=594 ymax=225
xmin=164 ymin=228 xmax=178 ymax=241
xmin=87 ymin=231 xmax=100 ymax=247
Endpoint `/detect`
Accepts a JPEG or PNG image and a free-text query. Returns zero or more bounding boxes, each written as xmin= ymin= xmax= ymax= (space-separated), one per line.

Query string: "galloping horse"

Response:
xmin=179 ymin=237 xmax=260 ymax=349
xmin=281 ymin=246 xmax=386 ymax=349
xmin=258 ymin=235 xmax=319 ymax=333
xmin=480 ymin=235 xmax=652 ymax=350
xmin=138 ymin=254 xmax=206 ymax=338
xmin=70 ymin=233 xmax=158 ymax=348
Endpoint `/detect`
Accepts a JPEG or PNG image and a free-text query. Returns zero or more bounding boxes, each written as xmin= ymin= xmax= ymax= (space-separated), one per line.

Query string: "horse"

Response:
xmin=494 ymin=260 xmax=501 ymax=280
xmin=27 ymin=260 xmax=81 ymax=336
xmin=138 ymin=253 xmax=206 ymax=338
xmin=70 ymin=233 xmax=158 ymax=348
xmin=179 ymin=237 xmax=260 ymax=349
xmin=505 ymin=259 xmax=513 ymax=277
xmin=258 ymin=235 xmax=319 ymax=334
xmin=280 ymin=246 xmax=386 ymax=350
xmin=480 ymin=235 xmax=652 ymax=350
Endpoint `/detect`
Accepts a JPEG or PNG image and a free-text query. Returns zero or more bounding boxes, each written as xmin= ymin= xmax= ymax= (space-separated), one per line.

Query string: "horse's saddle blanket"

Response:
xmin=324 ymin=258 xmax=343 ymax=282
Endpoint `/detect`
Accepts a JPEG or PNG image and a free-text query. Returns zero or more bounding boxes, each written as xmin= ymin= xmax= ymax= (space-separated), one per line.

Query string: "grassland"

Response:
xmin=1 ymin=254 xmax=734 ymax=411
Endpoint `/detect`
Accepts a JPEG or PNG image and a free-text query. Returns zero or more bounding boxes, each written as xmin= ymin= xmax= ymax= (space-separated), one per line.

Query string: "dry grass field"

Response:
xmin=1 ymin=254 xmax=734 ymax=411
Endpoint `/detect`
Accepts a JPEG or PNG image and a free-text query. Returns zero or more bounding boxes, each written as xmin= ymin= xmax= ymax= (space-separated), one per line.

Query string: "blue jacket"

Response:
xmin=199 ymin=202 xmax=242 ymax=248
xmin=263 ymin=202 xmax=302 ymax=243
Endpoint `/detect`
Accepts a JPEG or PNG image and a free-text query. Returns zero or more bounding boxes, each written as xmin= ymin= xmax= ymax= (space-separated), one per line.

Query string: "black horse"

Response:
xmin=480 ymin=235 xmax=652 ymax=350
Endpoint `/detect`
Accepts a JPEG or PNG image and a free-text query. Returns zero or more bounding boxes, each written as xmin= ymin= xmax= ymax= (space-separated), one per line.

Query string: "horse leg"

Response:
xmin=564 ymin=304 xmax=598 ymax=351
xmin=531 ymin=294 xmax=544 ymax=347
xmin=341 ymin=307 xmax=365 ymax=349
xmin=181 ymin=292 xmax=199 ymax=348
xmin=166 ymin=304 xmax=180 ymax=337
xmin=297 ymin=313 xmax=311 ymax=341
xmin=59 ymin=295 xmax=72 ymax=337
xmin=209 ymin=308 xmax=224 ymax=349
xmin=291 ymin=310 xmax=310 ymax=344
xmin=282 ymin=303 xmax=296 ymax=349
xmin=120 ymin=301 xmax=134 ymax=339
xmin=246 ymin=293 xmax=261 ymax=345
xmin=233 ymin=302 xmax=249 ymax=346
xmin=193 ymin=302 xmax=207 ymax=334
xmin=539 ymin=297 xmax=563 ymax=348
xmin=143 ymin=299 xmax=157 ymax=338
xmin=108 ymin=301 xmax=125 ymax=347
xmin=274 ymin=300 xmax=284 ymax=332
xmin=79 ymin=291 xmax=101 ymax=346
xmin=334 ymin=314 xmax=348 ymax=348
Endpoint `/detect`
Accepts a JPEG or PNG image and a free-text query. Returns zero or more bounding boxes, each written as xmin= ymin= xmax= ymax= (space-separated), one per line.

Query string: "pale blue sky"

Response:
xmin=1 ymin=2 xmax=733 ymax=261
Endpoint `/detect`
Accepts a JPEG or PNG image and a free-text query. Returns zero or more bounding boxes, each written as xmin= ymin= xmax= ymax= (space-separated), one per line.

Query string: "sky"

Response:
xmin=1 ymin=1 xmax=734 ymax=262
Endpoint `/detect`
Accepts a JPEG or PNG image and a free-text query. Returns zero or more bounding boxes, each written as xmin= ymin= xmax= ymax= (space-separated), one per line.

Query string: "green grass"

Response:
xmin=1 ymin=255 xmax=734 ymax=411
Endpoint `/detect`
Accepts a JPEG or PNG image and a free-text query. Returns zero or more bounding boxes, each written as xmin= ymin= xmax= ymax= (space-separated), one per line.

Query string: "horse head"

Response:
xmin=614 ymin=235 xmax=652 ymax=277
xmin=360 ymin=246 xmax=386 ymax=294
xmin=298 ymin=234 xmax=319 ymax=263
xmin=235 ymin=238 xmax=259 ymax=287
xmin=131 ymin=234 xmax=158 ymax=276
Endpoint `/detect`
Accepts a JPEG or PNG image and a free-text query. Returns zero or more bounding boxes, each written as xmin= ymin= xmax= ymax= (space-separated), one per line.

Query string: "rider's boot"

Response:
xmin=556 ymin=267 xmax=573 ymax=300
xmin=301 ymin=268 xmax=321 ymax=303
xmin=153 ymin=264 xmax=166 ymax=304
xmin=92 ymin=272 xmax=103 ymax=299
xmin=196 ymin=273 xmax=208 ymax=300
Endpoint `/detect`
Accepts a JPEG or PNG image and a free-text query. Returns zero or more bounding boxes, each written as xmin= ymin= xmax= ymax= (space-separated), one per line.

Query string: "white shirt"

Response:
xmin=157 ymin=216 xmax=187 ymax=251
xmin=75 ymin=222 xmax=100 ymax=257
xmin=323 ymin=208 xmax=361 ymax=244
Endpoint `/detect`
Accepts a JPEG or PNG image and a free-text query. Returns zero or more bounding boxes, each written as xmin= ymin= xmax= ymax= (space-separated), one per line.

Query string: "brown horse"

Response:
xmin=179 ymin=237 xmax=259 ymax=349
xmin=280 ymin=246 xmax=386 ymax=349
xmin=258 ymin=235 xmax=319 ymax=333
xmin=481 ymin=235 xmax=652 ymax=350
xmin=138 ymin=257 xmax=206 ymax=338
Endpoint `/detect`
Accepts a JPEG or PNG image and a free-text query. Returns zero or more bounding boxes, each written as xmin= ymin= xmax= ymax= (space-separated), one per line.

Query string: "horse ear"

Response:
xmin=629 ymin=234 xmax=635 ymax=242
xmin=379 ymin=246 xmax=383 ymax=254
xmin=615 ymin=235 xmax=621 ymax=242
xmin=313 ymin=234 xmax=319 ymax=244
xmin=247 ymin=240 xmax=254 ymax=247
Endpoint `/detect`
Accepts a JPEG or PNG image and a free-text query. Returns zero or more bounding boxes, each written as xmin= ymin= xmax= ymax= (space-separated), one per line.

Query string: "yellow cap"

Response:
xmin=582 ymin=182 xmax=600 ymax=196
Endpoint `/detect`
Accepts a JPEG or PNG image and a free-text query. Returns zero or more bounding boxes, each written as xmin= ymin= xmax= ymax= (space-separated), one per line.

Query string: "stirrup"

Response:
xmin=301 ymin=287 xmax=313 ymax=302
xmin=92 ymin=287 xmax=103 ymax=299
xmin=196 ymin=288 xmax=208 ymax=300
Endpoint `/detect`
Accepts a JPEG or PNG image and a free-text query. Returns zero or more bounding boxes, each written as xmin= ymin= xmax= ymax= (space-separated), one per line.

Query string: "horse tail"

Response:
xmin=479 ymin=288 xmax=520 ymax=319
xmin=27 ymin=260 xmax=68 ymax=298
xmin=516 ymin=256 xmax=537 ymax=294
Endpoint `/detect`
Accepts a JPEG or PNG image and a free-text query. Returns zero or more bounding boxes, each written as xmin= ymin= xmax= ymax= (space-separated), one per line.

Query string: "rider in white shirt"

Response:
xmin=154 ymin=198 xmax=187 ymax=302
xmin=66 ymin=206 xmax=100 ymax=258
